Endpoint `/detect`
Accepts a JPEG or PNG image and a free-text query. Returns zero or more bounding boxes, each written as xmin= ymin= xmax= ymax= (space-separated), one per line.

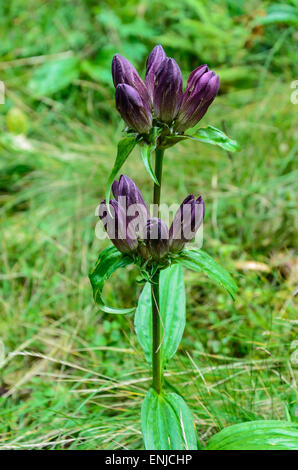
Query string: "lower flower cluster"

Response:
xmin=99 ymin=175 xmax=204 ymax=263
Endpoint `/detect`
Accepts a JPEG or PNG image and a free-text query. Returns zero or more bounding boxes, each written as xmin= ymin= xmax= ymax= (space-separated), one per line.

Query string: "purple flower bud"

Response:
xmin=112 ymin=54 xmax=150 ymax=105
xmin=99 ymin=199 xmax=138 ymax=254
xmin=115 ymin=84 xmax=152 ymax=133
xmin=112 ymin=175 xmax=149 ymax=212
xmin=169 ymin=195 xmax=205 ymax=252
xmin=153 ymin=58 xmax=183 ymax=123
xmin=145 ymin=45 xmax=167 ymax=101
xmin=175 ymin=66 xmax=220 ymax=132
xmin=143 ymin=217 xmax=169 ymax=260
xmin=112 ymin=175 xmax=149 ymax=236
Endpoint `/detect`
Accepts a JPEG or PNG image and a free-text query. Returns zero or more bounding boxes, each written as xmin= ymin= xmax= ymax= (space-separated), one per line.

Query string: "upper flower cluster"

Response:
xmin=99 ymin=175 xmax=205 ymax=262
xmin=112 ymin=45 xmax=220 ymax=135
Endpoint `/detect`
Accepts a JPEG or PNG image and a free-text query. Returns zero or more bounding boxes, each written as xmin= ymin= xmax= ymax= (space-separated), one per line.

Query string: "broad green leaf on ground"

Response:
xmin=28 ymin=57 xmax=79 ymax=96
xmin=89 ymin=246 xmax=134 ymax=314
xmin=206 ymin=420 xmax=298 ymax=450
xmin=81 ymin=60 xmax=112 ymax=85
xmin=141 ymin=388 xmax=197 ymax=450
xmin=140 ymin=143 xmax=159 ymax=185
xmin=255 ymin=5 xmax=298 ymax=26
xmin=80 ymin=45 xmax=118 ymax=85
xmin=188 ymin=125 xmax=241 ymax=152
xmin=178 ymin=249 xmax=237 ymax=299
xmin=105 ymin=136 xmax=137 ymax=206
xmin=134 ymin=264 xmax=186 ymax=366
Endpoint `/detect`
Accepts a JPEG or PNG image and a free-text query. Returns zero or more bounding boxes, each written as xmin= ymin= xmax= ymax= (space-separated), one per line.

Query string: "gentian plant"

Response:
xmin=89 ymin=45 xmax=241 ymax=449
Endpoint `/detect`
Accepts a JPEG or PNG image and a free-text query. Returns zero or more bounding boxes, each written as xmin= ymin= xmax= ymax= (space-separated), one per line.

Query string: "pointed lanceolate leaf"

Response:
xmin=141 ymin=388 xmax=198 ymax=450
xmin=135 ymin=264 xmax=186 ymax=366
xmin=140 ymin=144 xmax=160 ymax=186
xmin=188 ymin=125 xmax=241 ymax=152
xmin=89 ymin=246 xmax=135 ymax=314
xmin=206 ymin=420 xmax=298 ymax=450
xmin=105 ymin=136 xmax=137 ymax=206
xmin=178 ymin=249 xmax=237 ymax=299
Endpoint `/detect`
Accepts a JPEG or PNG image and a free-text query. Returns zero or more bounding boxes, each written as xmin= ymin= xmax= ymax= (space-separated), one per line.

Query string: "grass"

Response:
xmin=0 ymin=0 xmax=297 ymax=449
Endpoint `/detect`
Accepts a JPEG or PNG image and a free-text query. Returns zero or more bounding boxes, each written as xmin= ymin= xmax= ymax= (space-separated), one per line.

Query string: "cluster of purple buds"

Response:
xmin=99 ymin=175 xmax=205 ymax=261
xmin=112 ymin=46 xmax=219 ymax=134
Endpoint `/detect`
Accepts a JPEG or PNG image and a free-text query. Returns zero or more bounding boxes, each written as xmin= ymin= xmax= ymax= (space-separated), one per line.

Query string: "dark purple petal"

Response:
xmin=143 ymin=217 xmax=169 ymax=260
xmin=99 ymin=199 xmax=138 ymax=254
xmin=145 ymin=45 xmax=167 ymax=101
xmin=115 ymin=84 xmax=152 ymax=133
xmin=116 ymin=175 xmax=149 ymax=211
xmin=112 ymin=54 xmax=150 ymax=105
xmin=169 ymin=195 xmax=205 ymax=252
xmin=186 ymin=65 xmax=209 ymax=88
xmin=196 ymin=195 xmax=205 ymax=219
xmin=113 ymin=174 xmax=149 ymax=235
xmin=153 ymin=58 xmax=183 ymax=123
xmin=112 ymin=180 xmax=119 ymax=199
xmin=175 ymin=66 xmax=220 ymax=132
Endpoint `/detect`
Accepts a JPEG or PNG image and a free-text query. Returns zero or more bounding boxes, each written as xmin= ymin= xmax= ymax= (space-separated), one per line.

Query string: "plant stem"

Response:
xmin=153 ymin=148 xmax=164 ymax=218
xmin=151 ymin=147 xmax=164 ymax=394
xmin=151 ymin=270 xmax=161 ymax=393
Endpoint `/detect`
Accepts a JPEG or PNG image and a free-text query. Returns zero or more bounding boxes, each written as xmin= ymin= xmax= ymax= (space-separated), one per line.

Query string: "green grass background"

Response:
xmin=0 ymin=0 xmax=297 ymax=449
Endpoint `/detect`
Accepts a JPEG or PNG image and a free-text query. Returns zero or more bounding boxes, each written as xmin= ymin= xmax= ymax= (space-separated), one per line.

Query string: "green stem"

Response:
xmin=151 ymin=147 xmax=164 ymax=394
xmin=153 ymin=148 xmax=164 ymax=218
xmin=151 ymin=270 xmax=161 ymax=393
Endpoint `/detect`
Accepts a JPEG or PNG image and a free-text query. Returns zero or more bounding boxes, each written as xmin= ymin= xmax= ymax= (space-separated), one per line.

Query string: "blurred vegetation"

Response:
xmin=0 ymin=0 xmax=297 ymax=449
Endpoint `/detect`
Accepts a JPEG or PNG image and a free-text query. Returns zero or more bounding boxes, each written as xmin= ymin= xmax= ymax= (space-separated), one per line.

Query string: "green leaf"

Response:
xmin=89 ymin=246 xmax=135 ymax=314
xmin=141 ymin=388 xmax=198 ymax=450
xmin=105 ymin=136 xmax=137 ymax=206
xmin=28 ymin=57 xmax=79 ymax=96
xmin=178 ymin=249 xmax=237 ymax=299
xmin=189 ymin=125 xmax=241 ymax=152
xmin=256 ymin=5 xmax=298 ymax=26
xmin=160 ymin=135 xmax=188 ymax=149
xmin=81 ymin=60 xmax=112 ymax=85
xmin=134 ymin=264 xmax=186 ymax=366
xmin=140 ymin=144 xmax=159 ymax=185
xmin=206 ymin=420 xmax=298 ymax=450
